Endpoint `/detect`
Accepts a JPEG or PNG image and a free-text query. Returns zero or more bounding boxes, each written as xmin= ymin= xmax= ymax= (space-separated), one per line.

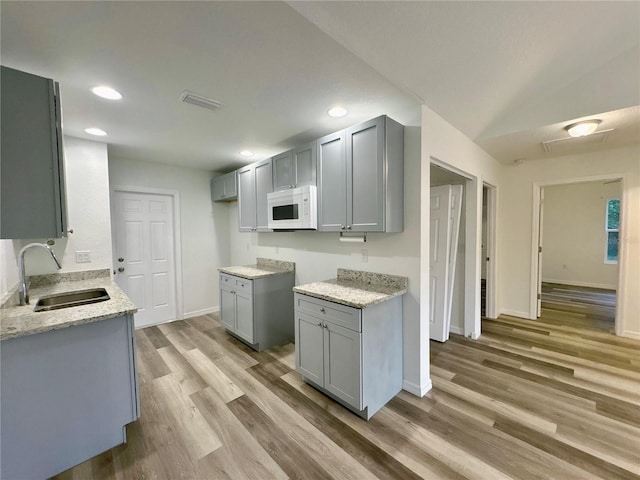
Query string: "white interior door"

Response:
xmin=430 ymin=185 xmax=453 ymax=342
xmin=446 ymin=185 xmax=463 ymax=334
xmin=112 ymin=191 xmax=177 ymax=328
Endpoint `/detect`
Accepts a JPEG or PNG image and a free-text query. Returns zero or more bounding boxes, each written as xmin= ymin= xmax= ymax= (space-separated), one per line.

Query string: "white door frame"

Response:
xmin=430 ymin=158 xmax=493 ymax=339
xmin=529 ymin=174 xmax=625 ymax=334
xmin=483 ymin=182 xmax=498 ymax=320
xmin=111 ymin=185 xmax=183 ymax=321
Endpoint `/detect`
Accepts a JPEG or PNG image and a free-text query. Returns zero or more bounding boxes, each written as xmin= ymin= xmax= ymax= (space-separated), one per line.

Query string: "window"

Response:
xmin=605 ymin=198 xmax=620 ymax=263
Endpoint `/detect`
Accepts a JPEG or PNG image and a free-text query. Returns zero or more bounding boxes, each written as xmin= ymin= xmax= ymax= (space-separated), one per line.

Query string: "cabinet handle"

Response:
xmin=346 ymin=225 xmax=352 ymax=230
xmin=340 ymin=225 xmax=345 ymax=230
xmin=317 ymin=321 xmax=322 ymax=327
xmin=323 ymin=323 xmax=328 ymax=329
xmin=320 ymin=307 xmax=325 ymax=313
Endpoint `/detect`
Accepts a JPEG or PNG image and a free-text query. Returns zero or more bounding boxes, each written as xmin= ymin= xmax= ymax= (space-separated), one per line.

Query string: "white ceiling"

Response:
xmin=2 ymin=1 xmax=638 ymax=170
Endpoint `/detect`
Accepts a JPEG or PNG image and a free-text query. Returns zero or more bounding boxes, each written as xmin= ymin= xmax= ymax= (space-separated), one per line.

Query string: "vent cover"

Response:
xmin=541 ymin=129 xmax=613 ymax=153
xmin=179 ymin=90 xmax=223 ymax=111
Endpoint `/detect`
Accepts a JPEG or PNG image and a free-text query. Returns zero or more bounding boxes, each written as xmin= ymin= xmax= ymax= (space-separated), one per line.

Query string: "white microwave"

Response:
xmin=267 ymin=185 xmax=317 ymax=230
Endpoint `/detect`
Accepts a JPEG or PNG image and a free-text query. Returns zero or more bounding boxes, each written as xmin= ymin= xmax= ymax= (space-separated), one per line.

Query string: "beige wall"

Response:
xmin=542 ymin=181 xmax=621 ymax=289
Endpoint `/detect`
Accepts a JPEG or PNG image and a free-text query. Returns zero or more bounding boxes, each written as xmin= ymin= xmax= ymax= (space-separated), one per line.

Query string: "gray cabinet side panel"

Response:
xmin=0 ymin=316 xmax=136 ymax=480
xmin=361 ymin=297 xmax=403 ymax=418
xmin=384 ymin=117 xmax=405 ymax=233
xmin=253 ymin=271 xmax=294 ymax=350
xmin=223 ymin=171 xmax=238 ymax=198
xmin=237 ymin=166 xmax=256 ymax=231
xmin=317 ymin=131 xmax=347 ymax=231
xmin=1 ymin=67 xmax=60 ymax=238
xmin=211 ymin=176 xmax=224 ymax=201
xmin=254 ymin=159 xmax=273 ymax=231
xmin=348 ymin=117 xmax=384 ymax=232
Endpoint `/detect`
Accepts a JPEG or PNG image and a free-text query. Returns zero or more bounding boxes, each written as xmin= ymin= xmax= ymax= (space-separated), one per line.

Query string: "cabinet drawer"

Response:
xmin=294 ymin=293 xmax=361 ymax=332
xmin=219 ymin=273 xmax=253 ymax=294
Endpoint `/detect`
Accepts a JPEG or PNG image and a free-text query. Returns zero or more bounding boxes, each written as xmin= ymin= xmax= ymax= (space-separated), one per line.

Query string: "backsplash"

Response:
xmin=337 ymin=268 xmax=409 ymax=290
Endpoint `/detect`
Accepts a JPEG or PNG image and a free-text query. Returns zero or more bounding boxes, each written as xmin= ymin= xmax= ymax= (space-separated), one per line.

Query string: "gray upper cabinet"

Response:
xmin=1 ymin=66 xmax=67 ymax=239
xmin=273 ymin=141 xmax=317 ymax=191
xmin=317 ymin=131 xmax=348 ymax=231
xmin=237 ymin=158 xmax=273 ymax=232
xmin=318 ymin=115 xmax=404 ymax=233
xmin=211 ymin=171 xmax=237 ymax=202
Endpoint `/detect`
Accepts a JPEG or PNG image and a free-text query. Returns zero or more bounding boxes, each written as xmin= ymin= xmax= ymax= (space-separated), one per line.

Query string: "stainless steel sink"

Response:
xmin=34 ymin=288 xmax=110 ymax=312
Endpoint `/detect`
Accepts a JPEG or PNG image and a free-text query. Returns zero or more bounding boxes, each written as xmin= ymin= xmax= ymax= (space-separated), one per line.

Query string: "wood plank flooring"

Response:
xmin=53 ymin=309 xmax=640 ymax=480
xmin=541 ymin=282 xmax=616 ymax=332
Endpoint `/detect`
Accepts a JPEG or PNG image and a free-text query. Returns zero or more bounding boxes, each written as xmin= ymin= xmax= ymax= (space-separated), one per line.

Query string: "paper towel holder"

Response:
xmin=339 ymin=232 xmax=367 ymax=243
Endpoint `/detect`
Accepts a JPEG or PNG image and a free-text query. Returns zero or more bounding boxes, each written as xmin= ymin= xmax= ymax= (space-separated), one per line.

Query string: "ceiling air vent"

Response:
xmin=541 ymin=129 xmax=613 ymax=153
xmin=179 ymin=90 xmax=223 ymax=111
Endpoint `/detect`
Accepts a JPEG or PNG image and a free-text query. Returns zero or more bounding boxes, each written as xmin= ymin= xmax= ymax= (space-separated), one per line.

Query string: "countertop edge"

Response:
xmin=293 ymin=285 xmax=407 ymax=309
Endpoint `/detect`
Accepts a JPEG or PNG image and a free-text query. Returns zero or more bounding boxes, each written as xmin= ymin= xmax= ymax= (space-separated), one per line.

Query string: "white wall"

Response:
xmin=0 ymin=136 xmax=112 ymax=302
xmin=108 ymin=156 xmax=230 ymax=318
xmin=228 ymin=127 xmax=423 ymax=394
xmin=500 ymin=144 xmax=640 ymax=338
xmin=420 ymin=105 xmax=504 ymax=391
xmin=542 ymin=181 xmax=620 ymax=289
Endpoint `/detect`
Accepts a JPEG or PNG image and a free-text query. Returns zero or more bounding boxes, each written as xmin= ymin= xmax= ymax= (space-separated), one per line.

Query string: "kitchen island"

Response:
xmin=293 ymin=268 xmax=408 ymax=420
xmin=0 ymin=269 xmax=139 ymax=480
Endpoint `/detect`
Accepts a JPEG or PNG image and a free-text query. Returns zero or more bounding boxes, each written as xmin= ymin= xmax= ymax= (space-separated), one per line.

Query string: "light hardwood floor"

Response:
xmin=53 ymin=309 xmax=640 ymax=479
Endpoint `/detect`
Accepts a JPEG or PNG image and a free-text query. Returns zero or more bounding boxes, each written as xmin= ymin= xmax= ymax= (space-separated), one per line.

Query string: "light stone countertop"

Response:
xmin=1 ymin=272 xmax=137 ymax=341
xmin=293 ymin=268 xmax=408 ymax=309
xmin=218 ymin=257 xmax=295 ymax=280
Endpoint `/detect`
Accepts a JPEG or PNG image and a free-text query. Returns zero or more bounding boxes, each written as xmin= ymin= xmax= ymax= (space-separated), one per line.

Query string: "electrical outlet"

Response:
xmin=75 ymin=250 xmax=91 ymax=263
xmin=361 ymin=249 xmax=368 ymax=263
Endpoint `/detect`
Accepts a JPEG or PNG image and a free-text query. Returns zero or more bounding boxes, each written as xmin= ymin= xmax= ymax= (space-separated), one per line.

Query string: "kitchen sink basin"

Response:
xmin=34 ymin=288 xmax=110 ymax=312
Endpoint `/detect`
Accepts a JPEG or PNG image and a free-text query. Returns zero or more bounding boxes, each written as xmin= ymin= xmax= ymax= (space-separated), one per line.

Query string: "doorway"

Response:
xmin=111 ymin=187 xmax=181 ymax=328
xmin=531 ymin=177 xmax=621 ymax=332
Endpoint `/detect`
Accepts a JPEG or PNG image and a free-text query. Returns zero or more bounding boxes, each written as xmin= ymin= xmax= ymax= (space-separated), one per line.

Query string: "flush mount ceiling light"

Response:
xmin=564 ymin=119 xmax=601 ymax=137
xmin=84 ymin=127 xmax=107 ymax=136
xmin=327 ymin=106 xmax=348 ymax=118
xmin=90 ymin=86 xmax=122 ymax=100
xmin=240 ymin=150 xmax=254 ymax=157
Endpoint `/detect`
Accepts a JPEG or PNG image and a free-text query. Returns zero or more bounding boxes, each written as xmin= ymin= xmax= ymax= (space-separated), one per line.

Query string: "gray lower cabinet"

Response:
xmin=211 ymin=170 xmax=237 ymax=202
xmin=219 ymin=272 xmax=294 ymax=351
xmin=273 ymin=141 xmax=317 ymax=191
xmin=237 ymin=158 xmax=273 ymax=232
xmin=0 ymin=314 xmax=140 ymax=479
xmin=294 ymin=293 xmax=402 ymax=420
xmin=1 ymin=65 xmax=67 ymax=239
xmin=318 ymin=115 xmax=404 ymax=233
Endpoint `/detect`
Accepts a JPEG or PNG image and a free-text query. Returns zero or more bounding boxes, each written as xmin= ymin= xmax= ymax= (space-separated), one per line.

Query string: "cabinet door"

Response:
xmin=237 ymin=165 xmax=256 ymax=231
xmin=211 ymin=176 xmax=225 ymax=202
xmin=324 ymin=322 xmax=362 ymax=410
xmin=254 ymin=159 xmax=273 ymax=232
xmin=295 ymin=313 xmax=324 ymax=386
xmin=272 ymin=150 xmax=295 ymax=191
xmin=1 ymin=66 xmax=66 ymax=239
xmin=223 ymin=171 xmax=237 ymax=198
xmin=317 ymin=131 xmax=347 ymax=232
xmin=292 ymin=141 xmax=317 ymax=188
xmin=219 ymin=286 xmax=236 ymax=331
xmin=347 ymin=116 xmax=384 ymax=232
xmin=235 ymin=291 xmax=254 ymax=343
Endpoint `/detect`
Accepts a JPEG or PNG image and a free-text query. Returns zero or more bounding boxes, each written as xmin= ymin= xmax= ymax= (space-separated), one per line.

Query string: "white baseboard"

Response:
xmin=622 ymin=330 xmax=640 ymax=340
xmin=402 ymin=378 xmax=433 ymax=397
xmin=500 ymin=309 xmax=533 ymax=320
xmin=182 ymin=306 xmax=220 ymax=320
xmin=449 ymin=325 xmax=464 ymax=335
xmin=542 ymin=278 xmax=617 ymax=291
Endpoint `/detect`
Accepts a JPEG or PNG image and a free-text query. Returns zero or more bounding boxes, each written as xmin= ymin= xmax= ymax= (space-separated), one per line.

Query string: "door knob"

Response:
xmin=118 ymin=257 xmax=124 ymax=262
xmin=118 ymin=267 xmax=125 ymax=273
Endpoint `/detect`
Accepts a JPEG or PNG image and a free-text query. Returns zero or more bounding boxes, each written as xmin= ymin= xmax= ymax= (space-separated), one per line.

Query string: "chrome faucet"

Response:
xmin=18 ymin=242 xmax=62 ymax=305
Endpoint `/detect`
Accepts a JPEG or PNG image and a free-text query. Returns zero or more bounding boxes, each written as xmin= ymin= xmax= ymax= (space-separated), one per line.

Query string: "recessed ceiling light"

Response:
xmin=565 ymin=119 xmax=601 ymax=137
xmin=84 ymin=127 xmax=107 ymax=136
xmin=327 ymin=106 xmax=348 ymax=118
xmin=240 ymin=150 xmax=254 ymax=157
xmin=91 ymin=85 xmax=122 ymax=100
